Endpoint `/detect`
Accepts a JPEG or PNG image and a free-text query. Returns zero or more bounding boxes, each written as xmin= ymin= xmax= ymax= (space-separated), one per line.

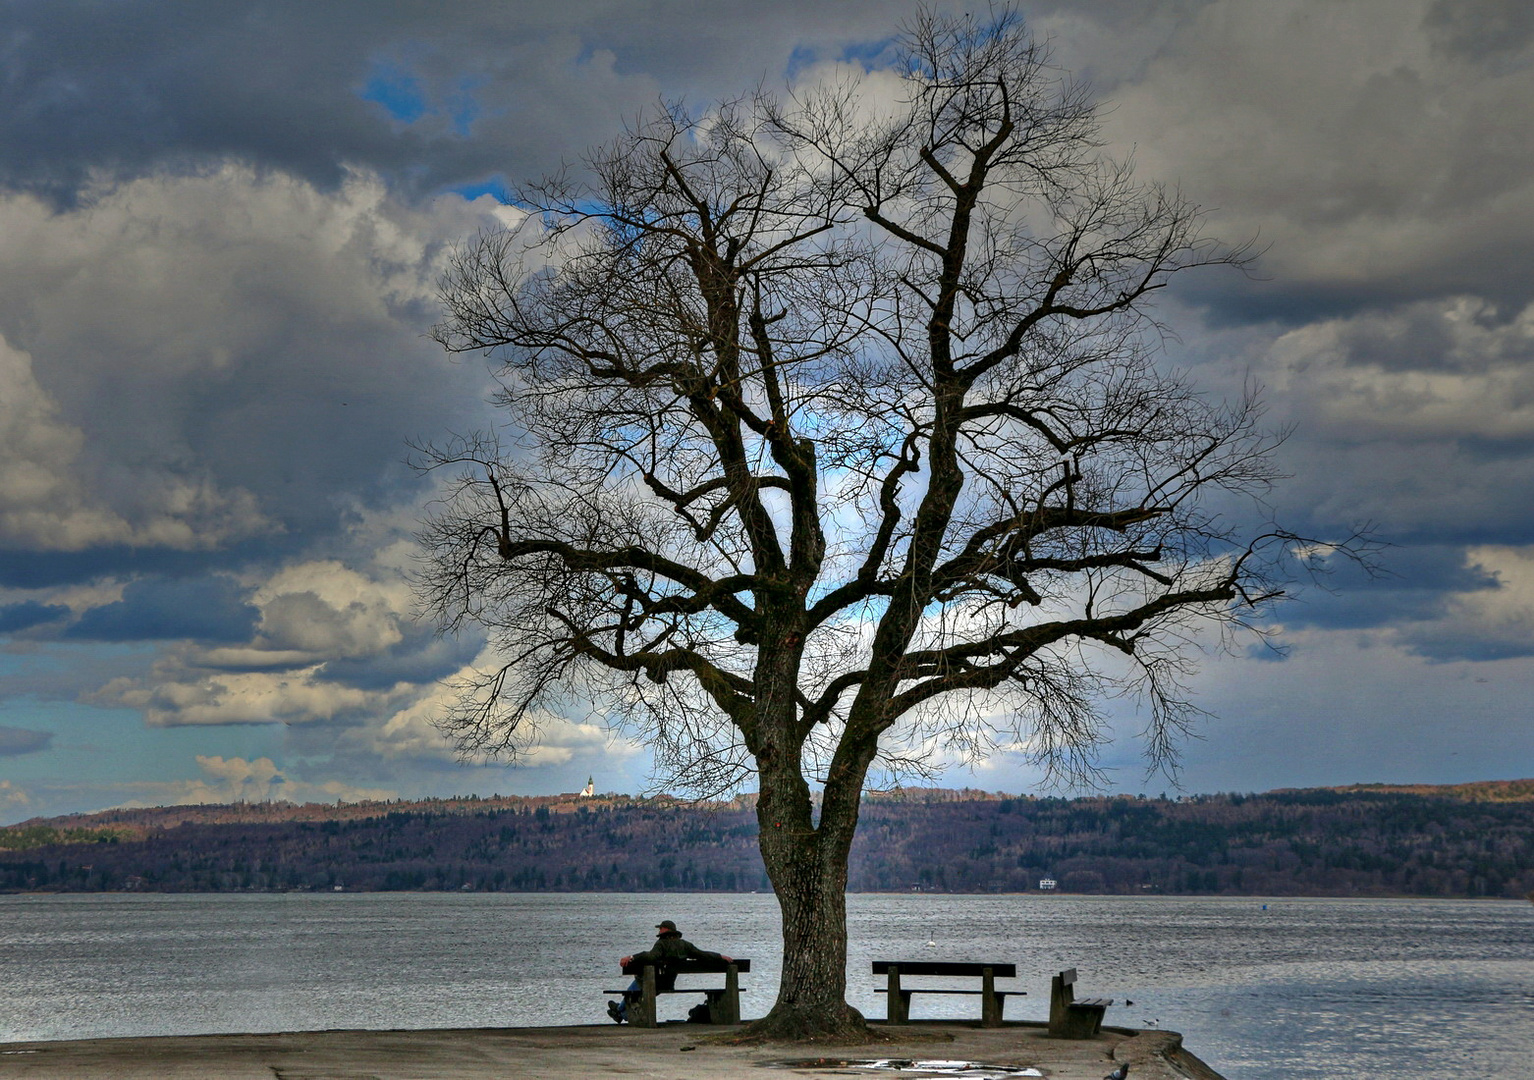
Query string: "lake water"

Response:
xmin=1 ymin=893 xmax=1529 ymax=1079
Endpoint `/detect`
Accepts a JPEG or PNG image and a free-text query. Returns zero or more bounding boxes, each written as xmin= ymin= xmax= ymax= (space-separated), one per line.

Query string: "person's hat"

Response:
xmin=656 ymin=920 xmax=678 ymax=932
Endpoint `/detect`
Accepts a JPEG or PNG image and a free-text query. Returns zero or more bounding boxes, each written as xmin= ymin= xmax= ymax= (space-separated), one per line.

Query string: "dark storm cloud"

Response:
xmin=0 ymin=2 xmax=495 ymax=203
xmin=1099 ymin=0 xmax=1534 ymax=332
xmin=0 ymin=0 xmax=914 ymax=207
xmin=0 ymin=541 xmax=283 ymax=590
xmin=0 ymin=600 xmax=70 ymax=633
xmin=0 ymin=725 xmax=52 ymax=756
xmin=1272 ymin=546 xmax=1497 ymax=631
xmin=1403 ymin=627 xmax=1534 ymax=663
xmin=319 ymin=629 xmax=481 ymax=692
xmin=1424 ymin=0 xmax=1534 ymax=61
xmin=0 ymin=166 xmax=506 ymax=564
xmin=65 ymin=577 xmax=259 ymax=643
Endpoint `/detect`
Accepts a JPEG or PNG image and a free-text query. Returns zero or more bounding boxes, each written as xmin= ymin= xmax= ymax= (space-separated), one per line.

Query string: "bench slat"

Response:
xmin=874 ymin=988 xmax=1024 ymax=996
xmin=871 ymin=960 xmax=1017 ymax=978
xmin=621 ymin=958 xmax=750 ymax=975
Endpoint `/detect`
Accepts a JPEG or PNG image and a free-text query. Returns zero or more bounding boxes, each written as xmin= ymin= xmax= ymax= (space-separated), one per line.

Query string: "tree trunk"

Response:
xmin=743 ymin=758 xmax=868 ymax=1040
xmin=748 ymin=821 xmax=866 ymax=1038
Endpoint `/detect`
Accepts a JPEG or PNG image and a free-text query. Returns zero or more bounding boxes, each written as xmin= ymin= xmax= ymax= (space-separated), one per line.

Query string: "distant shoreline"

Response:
xmin=1 ymin=888 xmax=1529 ymax=901
xmin=5 ymin=781 xmax=1532 ymax=900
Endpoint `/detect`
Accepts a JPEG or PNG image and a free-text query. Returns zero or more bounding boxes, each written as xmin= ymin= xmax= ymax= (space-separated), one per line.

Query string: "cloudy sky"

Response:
xmin=2 ymin=0 xmax=1532 ymax=824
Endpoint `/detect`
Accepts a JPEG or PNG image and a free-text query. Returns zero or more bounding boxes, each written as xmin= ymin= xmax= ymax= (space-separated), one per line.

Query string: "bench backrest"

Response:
xmin=623 ymin=957 xmax=750 ymax=976
xmin=871 ymin=961 xmax=1017 ymax=978
xmin=1058 ymin=967 xmax=1078 ymax=986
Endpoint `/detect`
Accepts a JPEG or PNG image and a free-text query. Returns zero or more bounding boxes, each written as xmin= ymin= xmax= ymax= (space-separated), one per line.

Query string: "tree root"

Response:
xmin=715 ymin=1004 xmax=959 ymax=1045
xmin=723 ymin=1002 xmax=867 ymax=1044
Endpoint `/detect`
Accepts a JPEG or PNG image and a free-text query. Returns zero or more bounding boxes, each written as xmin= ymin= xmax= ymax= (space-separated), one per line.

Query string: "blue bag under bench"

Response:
xmin=872 ymin=960 xmax=1022 ymax=1027
xmin=606 ymin=957 xmax=750 ymax=1027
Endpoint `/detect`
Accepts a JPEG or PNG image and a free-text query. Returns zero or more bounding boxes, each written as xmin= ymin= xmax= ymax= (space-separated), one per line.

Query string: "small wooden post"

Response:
xmin=1047 ymin=969 xmax=1073 ymax=1036
xmin=632 ymin=964 xmax=658 ymax=1028
xmin=981 ymin=966 xmax=1000 ymax=1027
xmin=719 ymin=962 xmax=740 ymax=1024
xmin=886 ymin=965 xmax=906 ymax=1024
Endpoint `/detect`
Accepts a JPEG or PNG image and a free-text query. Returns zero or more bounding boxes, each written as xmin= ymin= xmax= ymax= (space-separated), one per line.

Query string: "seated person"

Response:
xmin=608 ymin=919 xmax=733 ymax=1023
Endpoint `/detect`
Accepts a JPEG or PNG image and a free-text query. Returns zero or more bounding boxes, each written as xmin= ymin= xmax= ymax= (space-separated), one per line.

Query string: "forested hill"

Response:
xmin=2 ymin=781 xmax=1530 ymax=898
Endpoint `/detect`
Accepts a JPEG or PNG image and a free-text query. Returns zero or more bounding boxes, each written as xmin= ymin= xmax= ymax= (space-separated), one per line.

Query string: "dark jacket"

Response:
xmin=628 ymin=933 xmax=725 ymax=991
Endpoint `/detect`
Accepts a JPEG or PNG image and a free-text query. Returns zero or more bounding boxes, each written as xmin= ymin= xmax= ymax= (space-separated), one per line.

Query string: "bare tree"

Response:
xmin=418 ymin=9 xmax=1352 ymax=1039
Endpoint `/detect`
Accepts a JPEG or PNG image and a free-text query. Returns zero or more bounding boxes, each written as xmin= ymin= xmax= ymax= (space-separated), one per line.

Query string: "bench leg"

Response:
xmin=981 ymin=967 xmax=1001 ymax=1027
xmin=629 ymin=966 xmax=658 ymax=1028
xmin=1047 ymin=974 xmax=1068 ymax=1036
xmin=714 ymin=963 xmax=740 ymax=1024
xmin=701 ymin=967 xmax=741 ymax=1025
xmin=885 ymin=968 xmax=907 ymax=1024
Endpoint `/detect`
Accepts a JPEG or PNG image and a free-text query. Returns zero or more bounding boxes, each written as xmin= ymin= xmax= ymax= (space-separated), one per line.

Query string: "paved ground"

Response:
xmin=0 ymin=1022 xmax=1228 ymax=1080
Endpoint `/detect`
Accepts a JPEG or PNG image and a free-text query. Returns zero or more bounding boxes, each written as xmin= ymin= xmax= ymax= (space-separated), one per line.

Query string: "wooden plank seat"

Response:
xmin=872 ymin=961 xmax=1022 ymax=1027
xmin=1047 ymin=967 xmax=1113 ymax=1038
xmin=606 ymin=957 xmax=750 ymax=1027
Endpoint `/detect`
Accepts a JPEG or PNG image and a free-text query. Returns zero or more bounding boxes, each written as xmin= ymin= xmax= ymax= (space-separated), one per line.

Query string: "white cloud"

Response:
xmin=81 ymin=558 xmax=426 ymax=726
xmin=92 ymin=663 xmax=403 ymax=728
xmin=0 ymin=780 xmax=30 ymax=814
xmin=251 ymin=560 xmax=410 ymax=659
xmin=349 ymin=649 xmax=635 ymax=767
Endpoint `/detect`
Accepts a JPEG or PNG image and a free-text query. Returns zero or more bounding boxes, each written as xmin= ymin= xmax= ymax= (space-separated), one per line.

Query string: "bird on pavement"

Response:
xmin=1103 ymin=1065 xmax=1129 ymax=1080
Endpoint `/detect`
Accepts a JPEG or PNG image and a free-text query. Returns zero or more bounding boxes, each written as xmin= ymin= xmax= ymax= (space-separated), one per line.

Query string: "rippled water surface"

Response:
xmin=1 ymin=893 xmax=1529 ymax=1079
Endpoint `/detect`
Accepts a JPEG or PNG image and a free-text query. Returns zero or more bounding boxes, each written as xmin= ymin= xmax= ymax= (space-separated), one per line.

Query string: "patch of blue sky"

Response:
xmin=0 ymin=640 xmax=156 ymax=681
xmin=522 ymin=199 xmax=621 ymax=229
xmin=361 ymin=61 xmax=488 ymax=138
xmin=444 ymin=74 xmax=487 ymax=136
xmin=360 ymin=60 xmax=428 ymax=125
xmin=448 ymin=176 xmax=514 ymax=204
xmin=839 ymin=36 xmax=898 ymax=70
xmin=0 ymin=697 xmax=280 ymax=786
xmin=785 ymin=44 xmax=819 ymax=81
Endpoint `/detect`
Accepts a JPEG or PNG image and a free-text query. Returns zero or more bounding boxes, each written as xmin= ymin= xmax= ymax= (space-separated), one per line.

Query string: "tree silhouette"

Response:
xmin=417 ymin=8 xmax=1360 ymax=1038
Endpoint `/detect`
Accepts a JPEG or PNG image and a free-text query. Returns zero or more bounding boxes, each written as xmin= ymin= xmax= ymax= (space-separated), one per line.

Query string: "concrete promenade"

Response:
xmin=0 ymin=1022 xmax=1229 ymax=1080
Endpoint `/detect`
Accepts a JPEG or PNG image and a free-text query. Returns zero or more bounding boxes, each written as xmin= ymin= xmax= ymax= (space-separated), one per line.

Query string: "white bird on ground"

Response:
xmin=1103 ymin=1064 xmax=1129 ymax=1080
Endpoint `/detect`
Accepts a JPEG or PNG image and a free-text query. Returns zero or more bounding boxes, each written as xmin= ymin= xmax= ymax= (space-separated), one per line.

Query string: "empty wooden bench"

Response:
xmin=1047 ymin=967 xmax=1112 ymax=1037
xmin=872 ymin=961 xmax=1022 ymax=1027
xmin=607 ymin=957 xmax=749 ymax=1027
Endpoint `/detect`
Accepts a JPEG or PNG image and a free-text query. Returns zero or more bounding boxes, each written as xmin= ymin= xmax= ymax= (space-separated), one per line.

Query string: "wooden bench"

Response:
xmin=606 ymin=957 xmax=750 ymax=1027
xmin=1047 ymin=967 xmax=1112 ymax=1038
xmin=872 ymin=961 xmax=1022 ymax=1027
